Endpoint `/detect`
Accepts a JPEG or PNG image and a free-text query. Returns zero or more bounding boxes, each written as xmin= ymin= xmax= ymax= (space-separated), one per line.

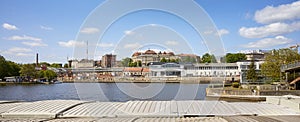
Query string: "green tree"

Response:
xmin=121 ymin=57 xmax=132 ymax=67
xmin=160 ymin=57 xmax=167 ymax=62
xmin=201 ymin=53 xmax=217 ymax=63
xmin=63 ymin=63 xmax=69 ymax=68
xmin=0 ymin=55 xmax=9 ymax=79
xmin=247 ymin=60 xmax=258 ymax=83
xmin=20 ymin=64 xmax=37 ymax=78
xmin=137 ymin=60 xmax=142 ymax=67
xmin=225 ymin=53 xmax=246 ymax=63
xmin=261 ymin=48 xmax=300 ymax=82
xmin=38 ymin=70 xmax=57 ymax=81
xmin=129 ymin=62 xmax=137 ymax=67
xmin=50 ymin=63 xmax=62 ymax=68
xmin=7 ymin=61 xmax=21 ymax=76
xmin=40 ymin=62 xmax=50 ymax=67
xmin=0 ymin=56 xmax=21 ymax=79
xmin=170 ymin=59 xmax=177 ymax=63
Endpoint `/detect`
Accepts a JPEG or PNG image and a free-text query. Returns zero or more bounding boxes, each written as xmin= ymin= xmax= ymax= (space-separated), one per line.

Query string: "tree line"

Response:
xmin=0 ymin=55 xmax=62 ymax=81
xmin=121 ymin=53 xmax=247 ymax=67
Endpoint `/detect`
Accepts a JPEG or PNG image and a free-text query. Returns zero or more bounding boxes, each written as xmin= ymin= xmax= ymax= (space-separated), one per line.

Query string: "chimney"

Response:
xmin=36 ymin=53 xmax=39 ymax=67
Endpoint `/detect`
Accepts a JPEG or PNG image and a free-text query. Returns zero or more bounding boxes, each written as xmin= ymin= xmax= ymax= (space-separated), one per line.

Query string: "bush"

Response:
xmin=232 ymin=82 xmax=240 ymax=88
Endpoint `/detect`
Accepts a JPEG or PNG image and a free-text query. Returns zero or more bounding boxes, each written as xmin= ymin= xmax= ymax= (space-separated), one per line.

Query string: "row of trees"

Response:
xmin=0 ymin=55 xmax=59 ymax=81
xmin=40 ymin=62 xmax=69 ymax=68
xmin=261 ymin=48 xmax=300 ymax=82
xmin=0 ymin=56 xmax=20 ymax=79
xmin=244 ymin=48 xmax=300 ymax=83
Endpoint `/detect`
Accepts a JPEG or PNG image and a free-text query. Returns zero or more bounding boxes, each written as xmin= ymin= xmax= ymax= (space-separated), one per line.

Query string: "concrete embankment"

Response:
xmin=62 ymin=76 xmax=240 ymax=84
xmin=206 ymin=87 xmax=300 ymax=102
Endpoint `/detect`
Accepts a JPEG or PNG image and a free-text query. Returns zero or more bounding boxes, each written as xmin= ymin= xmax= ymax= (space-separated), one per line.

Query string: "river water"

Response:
xmin=0 ymin=83 xmax=208 ymax=102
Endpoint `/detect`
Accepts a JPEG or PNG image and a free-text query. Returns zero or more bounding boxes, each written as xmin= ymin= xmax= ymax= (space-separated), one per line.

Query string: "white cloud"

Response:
xmin=2 ymin=23 xmax=18 ymax=30
xmin=239 ymin=22 xmax=300 ymax=38
xmin=6 ymin=47 xmax=32 ymax=53
xmin=241 ymin=36 xmax=292 ymax=48
xmin=124 ymin=30 xmax=134 ymax=35
xmin=124 ymin=42 xmax=141 ymax=49
xmin=58 ymin=40 xmax=85 ymax=47
xmin=149 ymin=24 xmax=158 ymax=26
xmin=245 ymin=12 xmax=252 ymax=19
xmin=7 ymin=35 xmax=42 ymax=41
xmin=16 ymin=53 xmax=33 ymax=57
xmin=165 ymin=40 xmax=179 ymax=46
xmin=40 ymin=25 xmax=53 ymax=30
xmin=3 ymin=47 xmax=33 ymax=57
xmin=254 ymin=1 xmax=300 ymax=24
xmin=80 ymin=27 xmax=99 ymax=34
xmin=216 ymin=29 xmax=229 ymax=36
xmin=203 ymin=30 xmax=213 ymax=35
xmin=203 ymin=29 xmax=229 ymax=36
xmin=22 ymin=41 xmax=48 ymax=47
xmin=97 ymin=43 xmax=114 ymax=48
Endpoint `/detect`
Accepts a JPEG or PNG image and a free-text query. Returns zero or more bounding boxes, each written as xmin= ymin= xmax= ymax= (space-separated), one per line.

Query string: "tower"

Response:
xmin=36 ymin=53 xmax=39 ymax=67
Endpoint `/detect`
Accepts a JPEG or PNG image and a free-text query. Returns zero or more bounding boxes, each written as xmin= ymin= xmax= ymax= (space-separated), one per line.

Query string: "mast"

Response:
xmin=86 ymin=41 xmax=88 ymax=60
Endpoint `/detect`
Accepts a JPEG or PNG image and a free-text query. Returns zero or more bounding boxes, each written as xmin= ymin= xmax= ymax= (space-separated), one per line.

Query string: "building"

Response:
xmin=131 ymin=49 xmax=177 ymax=66
xmin=123 ymin=67 xmax=149 ymax=77
xmin=236 ymin=60 xmax=265 ymax=84
xmin=149 ymin=62 xmax=183 ymax=77
xmin=240 ymin=49 xmax=270 ymax=61
xmin=101 ymin=54 xmax=116 ymax=68
xmin=177 ymin=54 xmax=201 ymax=63
xmin=149 ymin=62 xmax=239 ymax=78
xmin=245 ymin=53 xmax=265 ymax=61
xmin=184 ymin=63 xmax=239 ymax=77
xmin=68 ymin=59 xmax=95 ymax=68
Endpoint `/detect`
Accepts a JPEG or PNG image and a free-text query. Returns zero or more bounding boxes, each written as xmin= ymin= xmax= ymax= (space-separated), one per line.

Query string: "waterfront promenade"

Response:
xmin=0 ymin=99 xmax=300 ymax=121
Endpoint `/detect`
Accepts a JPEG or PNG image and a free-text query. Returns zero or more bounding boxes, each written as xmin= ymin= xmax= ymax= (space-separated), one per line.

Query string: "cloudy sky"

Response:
xmin=1 ymin=0 xmax=300 ymax=63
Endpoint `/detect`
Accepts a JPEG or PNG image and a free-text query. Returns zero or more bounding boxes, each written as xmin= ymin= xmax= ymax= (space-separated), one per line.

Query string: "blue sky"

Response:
xmin=1 ymin=0 xmax=300 ymax=64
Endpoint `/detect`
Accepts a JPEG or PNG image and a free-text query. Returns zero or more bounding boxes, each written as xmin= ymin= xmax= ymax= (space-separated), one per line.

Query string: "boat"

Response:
xmin=50 ymin=79 xmax=63 ymax=84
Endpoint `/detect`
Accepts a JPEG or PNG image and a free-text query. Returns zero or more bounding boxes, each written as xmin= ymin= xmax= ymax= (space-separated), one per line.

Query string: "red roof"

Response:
xmin=144 ymin=50 xmax=157 ymax=55
xmin=132 ymin=52 xmax=141 ymax=57
xmin=123 ymin=67 xmax=149 ymax=72
xmin=123 ymin=67 xmax=143 ymax=72
xmin=142 ymin=68 xmax=149 ymax=72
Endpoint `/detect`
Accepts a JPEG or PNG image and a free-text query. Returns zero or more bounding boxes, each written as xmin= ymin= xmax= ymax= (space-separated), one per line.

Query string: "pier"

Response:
xmin=0 ymin=99 xmax=300 ymax=122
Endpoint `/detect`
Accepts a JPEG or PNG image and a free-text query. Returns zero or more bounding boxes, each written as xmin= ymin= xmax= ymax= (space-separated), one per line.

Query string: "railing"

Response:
xmin=281 ymin=61 xmax=300 ymax=72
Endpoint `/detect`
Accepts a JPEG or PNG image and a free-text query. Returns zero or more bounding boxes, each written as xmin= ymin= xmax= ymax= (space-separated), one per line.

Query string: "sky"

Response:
xmin=0 ymin=0 xmax=300 ymax=64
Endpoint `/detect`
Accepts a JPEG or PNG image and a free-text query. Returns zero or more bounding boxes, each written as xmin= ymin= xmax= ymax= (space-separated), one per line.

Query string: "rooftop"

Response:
xmin=0 ymin=100 xmax=299 ymax=121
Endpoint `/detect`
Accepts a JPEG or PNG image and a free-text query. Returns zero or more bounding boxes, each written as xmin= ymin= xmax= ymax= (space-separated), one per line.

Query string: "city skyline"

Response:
xmin=1 ymin=0 xmax=300 ymax=63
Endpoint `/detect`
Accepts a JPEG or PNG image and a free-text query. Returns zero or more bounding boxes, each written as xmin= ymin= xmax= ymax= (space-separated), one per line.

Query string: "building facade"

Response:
xmin=237 ymin=60 xmax=265 ymax=84
xmin=68 ymin=59 xmax=95 ymax=68
xmin=183 ymin=63 xmax=239 ymax=77
xmin=149 ymin=63 xmax=183 ymax=77
xmin=101 ymin=54 xmax=116 ymax=68
xmin=132 ymin=50 xmax=177 ymax=66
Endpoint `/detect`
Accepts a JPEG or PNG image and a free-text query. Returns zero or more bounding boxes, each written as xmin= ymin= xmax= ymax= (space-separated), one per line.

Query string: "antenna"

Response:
xmin=86 ymin=41 xmax=88 ymax=60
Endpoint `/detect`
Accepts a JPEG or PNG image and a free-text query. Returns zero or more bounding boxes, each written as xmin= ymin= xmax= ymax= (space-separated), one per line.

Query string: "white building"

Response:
xmin=149 ymin=63 xmax=239 ymax=78
xmin=183 ymin=63 xmax=239 ymax=77
xmin=236 ymin=60 xmax=265 ymax=83
xmin=69 ymin=59 xmax=95 ymax=68
xmin=149 ymin=63 xmax=183 ymax=77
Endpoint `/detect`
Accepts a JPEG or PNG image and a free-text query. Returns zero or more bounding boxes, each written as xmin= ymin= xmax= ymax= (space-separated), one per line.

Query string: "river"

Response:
xmin=0 ymin=83 xmax=208 ymax=102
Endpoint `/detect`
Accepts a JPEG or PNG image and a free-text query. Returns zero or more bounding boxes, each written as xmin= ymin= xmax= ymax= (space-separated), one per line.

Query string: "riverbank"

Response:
xmin=61 ymin=76 xmax=239 ymax=84
xmin=0 ymin=82 xmax=49 ymax=86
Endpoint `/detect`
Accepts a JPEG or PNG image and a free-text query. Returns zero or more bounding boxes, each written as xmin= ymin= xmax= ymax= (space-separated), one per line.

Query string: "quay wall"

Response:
xmin=61 ymin=76 xmax=240 ymax=83
xmin=206 ymin=88 xmax=300 ymax=96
